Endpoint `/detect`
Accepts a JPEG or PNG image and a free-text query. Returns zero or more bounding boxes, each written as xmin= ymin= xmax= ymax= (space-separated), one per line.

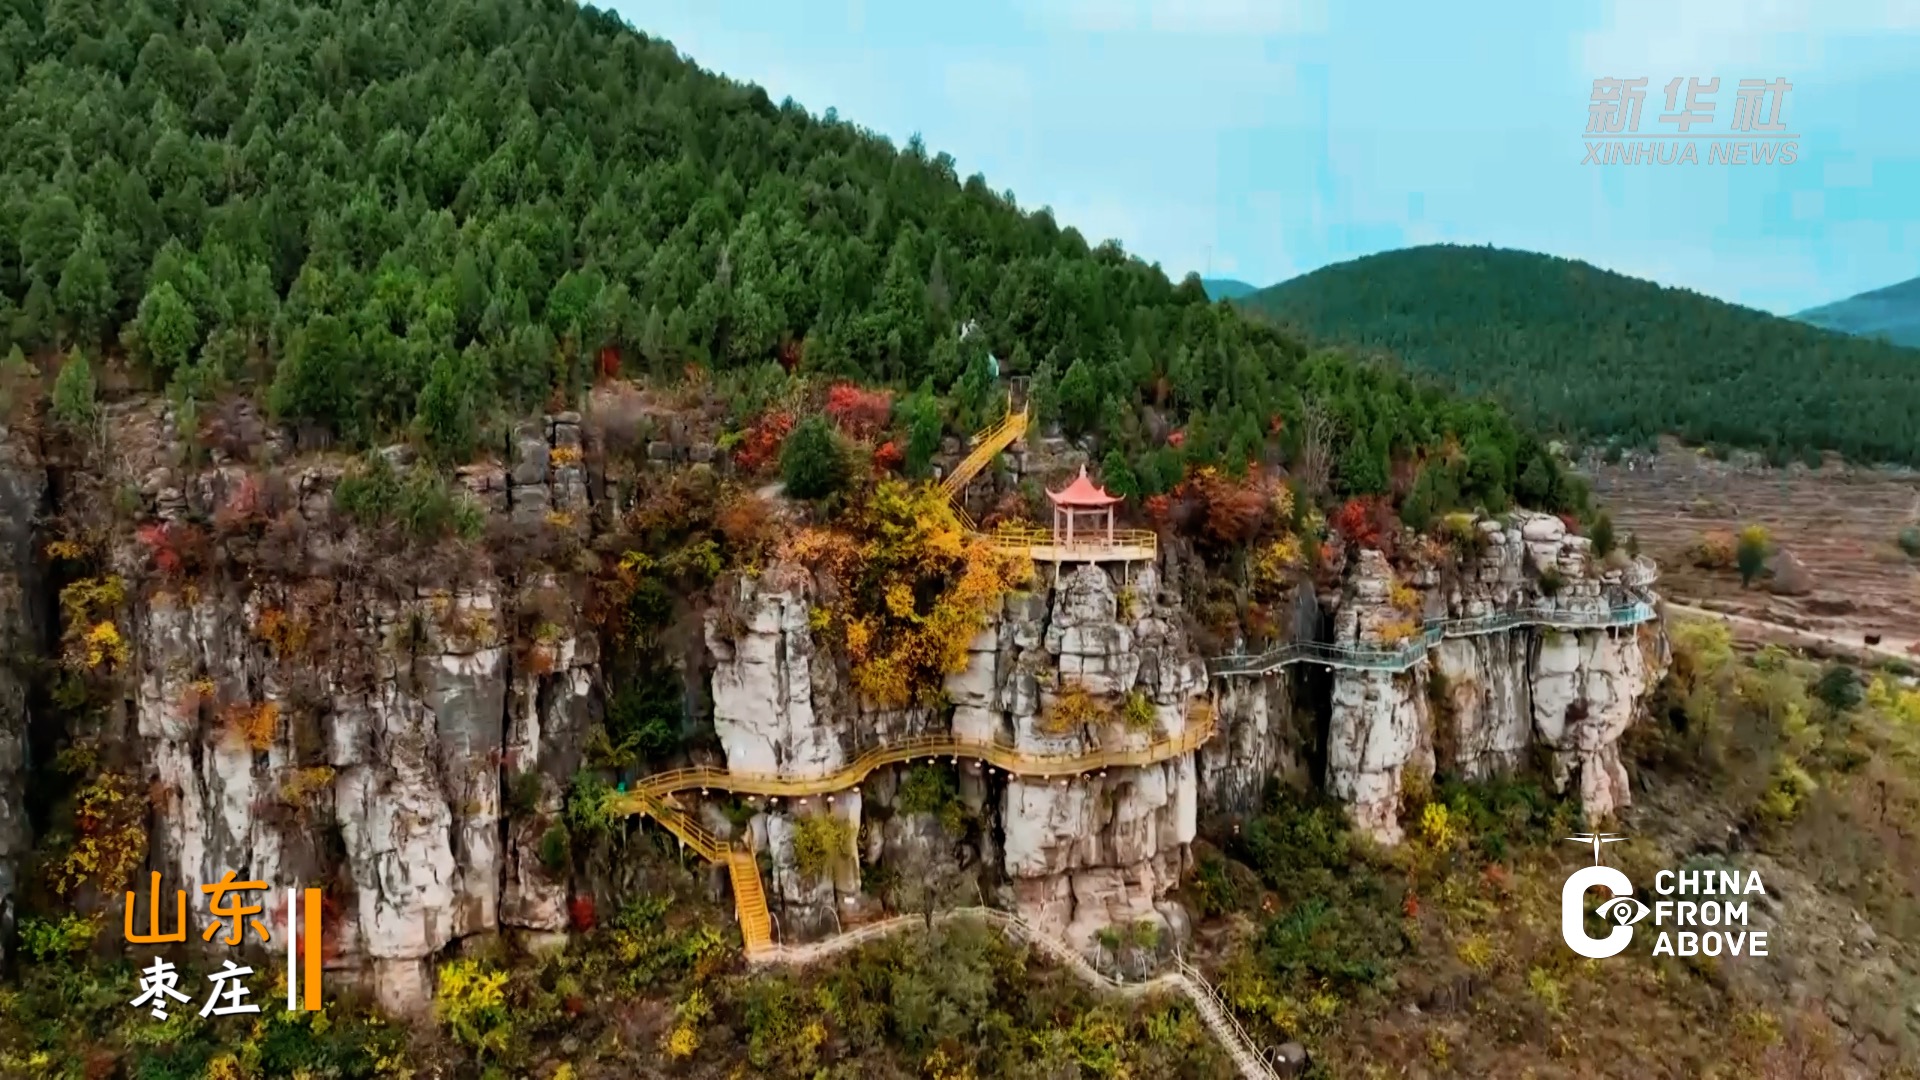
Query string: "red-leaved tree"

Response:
xmin=733 ymin=410 xmax=794 ymax=475
xmin=825 ymin=383 xmax=894 ymax=441
xmin=1332 ymin=496 xmax=1400 ymax=552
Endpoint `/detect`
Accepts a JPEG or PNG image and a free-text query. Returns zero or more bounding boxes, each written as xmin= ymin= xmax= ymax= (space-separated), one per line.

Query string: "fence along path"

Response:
xmin=612 ymin=702 xmax=1218 ymax=955
xmin=751 ymin=906 xmax=1281 ymax=1080
xmin=1210 ymin=601 xmax=1657 ymax=677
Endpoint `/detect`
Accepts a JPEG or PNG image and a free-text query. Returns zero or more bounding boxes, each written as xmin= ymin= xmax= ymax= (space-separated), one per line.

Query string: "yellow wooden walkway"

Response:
xmin=940 ymin=401 xmax=1156 ymax=564
xmin=940 ymin=401 xmax=1030 ymax=500
xmin=615 ymin=701 xmax=1217 ymax=954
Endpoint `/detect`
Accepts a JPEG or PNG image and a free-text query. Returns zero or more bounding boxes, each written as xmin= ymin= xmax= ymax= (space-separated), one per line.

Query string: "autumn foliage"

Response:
xmin=824 ymin=383 xmax=894 ymax=440
xmin=569 ymin=895 xmax=597 ymax=931
xmin=135 ymin=521 xmax=208 ymax=578
xmin=732 ymin=409 xmax=794 ymax=475
xmin=1155 ymin=467 xmax=1291 ymax=551
xmin=779 ymin=480 xmax=1030 ymax=707
xmin=1332 ymin=496 xmax=1400 ymax=552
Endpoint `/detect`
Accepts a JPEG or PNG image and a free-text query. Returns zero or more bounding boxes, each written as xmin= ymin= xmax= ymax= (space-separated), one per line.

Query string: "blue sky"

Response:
xmin=607 ymin=0 xmax=1920 ymax=315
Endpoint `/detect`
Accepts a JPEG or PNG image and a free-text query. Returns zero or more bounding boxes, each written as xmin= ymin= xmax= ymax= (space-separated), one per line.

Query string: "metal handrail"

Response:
xmin=1175 ymin=957 xmax=1280 ymax=1080
xmin=1210 ymin=601 xmax=1656 ymax=677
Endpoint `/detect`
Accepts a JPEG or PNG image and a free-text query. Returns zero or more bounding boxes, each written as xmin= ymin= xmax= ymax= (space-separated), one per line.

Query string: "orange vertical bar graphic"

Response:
xmin=302 ymin=888 xmax=322 ymax=1010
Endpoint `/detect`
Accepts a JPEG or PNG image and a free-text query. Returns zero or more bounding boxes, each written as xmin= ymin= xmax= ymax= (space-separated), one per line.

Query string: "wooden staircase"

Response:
xmin=940 ymin=400 xmax=1030 ymax=499
xmin=632 ymin=793 xmax=776 ymax=955
xmin=726 ymin=851 xmax=774 ymax=954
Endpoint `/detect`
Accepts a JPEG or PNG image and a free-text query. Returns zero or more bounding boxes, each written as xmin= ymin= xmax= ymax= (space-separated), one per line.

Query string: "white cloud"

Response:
xmin=1025 ymin=0 xmax=1326 ymax=36
xmin=1579 ymin=0 xmax=1920 ymax=75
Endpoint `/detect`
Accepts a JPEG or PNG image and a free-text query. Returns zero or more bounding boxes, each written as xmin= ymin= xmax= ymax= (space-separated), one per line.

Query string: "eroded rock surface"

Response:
xmin=12 ymin=398 xmax=1670 ymax=1001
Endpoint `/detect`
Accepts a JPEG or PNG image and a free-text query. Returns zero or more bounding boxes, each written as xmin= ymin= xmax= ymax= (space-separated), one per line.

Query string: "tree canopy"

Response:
xmin=1239 ymin=244 xmax=1920 ymax=466
xmin=0 ymin=0 xmax=1576 ymax=515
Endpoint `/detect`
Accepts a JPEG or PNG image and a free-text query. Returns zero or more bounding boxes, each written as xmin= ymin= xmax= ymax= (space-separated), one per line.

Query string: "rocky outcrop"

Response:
xmin=1315 ymin=513 xmax=1668 ymax=843
xmin=12 ymin=392 xmax=1671 ymax=1003
xmin=701 ymin=561 xmax=1207 ymax=958
xmin=68 ymin=409 xmax=599 ymax=1015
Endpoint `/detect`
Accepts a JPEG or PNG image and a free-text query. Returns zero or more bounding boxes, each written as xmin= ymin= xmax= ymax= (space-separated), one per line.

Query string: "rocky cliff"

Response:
xmin=699 ymin=560 xmax=1206 ymax=959
xmin=0 ymin=419 xmax=45 ymax=969
xmin=1318 ymin=514 xmax=1667 ymax=844
xmin=0 ymin=404 xmax=1669 ymax=1009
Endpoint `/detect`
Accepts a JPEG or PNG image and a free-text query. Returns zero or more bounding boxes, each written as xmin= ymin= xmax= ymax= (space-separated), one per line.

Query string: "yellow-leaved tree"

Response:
xmin=788 ymin=480 xmax=1031 ymax=706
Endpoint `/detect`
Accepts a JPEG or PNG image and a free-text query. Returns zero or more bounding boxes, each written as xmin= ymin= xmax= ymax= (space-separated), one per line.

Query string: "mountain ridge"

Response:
xmin=1237 ymin=244 xmax=1920 ymax=464
xmin=1795 ymin=273 xmax=1920 ymax=347
xmin=1200 ymin=277 xmax=1260 ymax=302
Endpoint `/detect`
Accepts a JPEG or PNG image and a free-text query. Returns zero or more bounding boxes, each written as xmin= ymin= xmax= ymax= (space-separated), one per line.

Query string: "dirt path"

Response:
xmin=1668 ymin=602 xmax=1917 ymax=664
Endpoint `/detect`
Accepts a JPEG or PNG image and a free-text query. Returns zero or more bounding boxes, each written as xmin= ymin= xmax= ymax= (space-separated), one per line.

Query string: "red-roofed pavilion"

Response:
xmin=1048 ymin=465 xmax=1122 ymax=548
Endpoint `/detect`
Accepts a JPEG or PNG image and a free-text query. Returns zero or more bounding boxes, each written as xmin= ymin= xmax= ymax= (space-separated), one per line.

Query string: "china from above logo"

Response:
xmin=1559 ymin=834 xmax=1771 ymax=961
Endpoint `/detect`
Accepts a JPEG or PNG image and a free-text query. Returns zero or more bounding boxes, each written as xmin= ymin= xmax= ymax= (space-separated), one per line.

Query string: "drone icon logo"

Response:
xmin=1564 ymin=832 xmax=1628 ymax=866
xmin=1560 ymin=833 xmax=1650 ymax=958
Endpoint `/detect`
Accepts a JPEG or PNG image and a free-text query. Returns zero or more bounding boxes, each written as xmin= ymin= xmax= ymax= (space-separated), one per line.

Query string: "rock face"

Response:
xmin=0 ymin=422 xmax=45 ymax=967
xmin=9 ymin=397 xmax=1670 ymax=1002
xmin=706 ymin=561 xmax=1207 ymax=956
xmin=57 ymin=409 xmax=595 ymax=1015
xmin=1313 ymin=514 xmax=1668 ymax=843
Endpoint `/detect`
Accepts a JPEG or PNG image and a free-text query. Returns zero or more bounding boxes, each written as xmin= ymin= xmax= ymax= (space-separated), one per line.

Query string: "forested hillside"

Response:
xmin=1200 ymin=278 xmax=1259 ymax=302
xmin=0 ymin=0 xmax=1580 ymax=517
xmin=1238 ymin=245 xmax=1920 ymax=465
xmin=1797 ymin=273 xmax=1920 ymax=348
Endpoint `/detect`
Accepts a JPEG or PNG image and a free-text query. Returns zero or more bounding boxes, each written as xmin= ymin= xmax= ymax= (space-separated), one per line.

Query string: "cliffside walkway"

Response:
xmin=749 ymin=906 xmax=1281 ymax=1080
xmin=1210 ymin=600 xmax=1658 ymax=677
xmin=612 ymin=702 xmax=1219 ymax=956
xmin=942 ymin=403 xmax=1158 ymax=562
xmin=941 ymin=402 xmax=1030 ymax=502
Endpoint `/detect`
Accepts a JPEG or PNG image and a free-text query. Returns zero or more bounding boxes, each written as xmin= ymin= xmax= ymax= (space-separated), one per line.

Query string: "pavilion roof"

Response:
xmin=1047 ymin=465 xmax=1122 ymax=507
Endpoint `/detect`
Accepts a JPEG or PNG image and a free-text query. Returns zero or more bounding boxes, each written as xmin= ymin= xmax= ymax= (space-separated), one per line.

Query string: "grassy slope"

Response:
xmin=1189 ymin=618 xmax=1920 ymax=1078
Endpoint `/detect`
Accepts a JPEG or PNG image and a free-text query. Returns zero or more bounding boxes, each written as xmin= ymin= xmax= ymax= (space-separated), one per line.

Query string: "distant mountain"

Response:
xmin=1201 ymin=278 xmax=1260 ymax=302
xmin=1796 ymin=274 xmax=1920 ymax=348
xmin=1238 ymin=244 xmax=1920 ymax=465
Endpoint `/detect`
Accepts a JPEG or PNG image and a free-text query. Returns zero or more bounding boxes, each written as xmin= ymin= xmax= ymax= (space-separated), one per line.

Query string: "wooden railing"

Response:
xmin=616 ymin=700 xmax=1218 ymax=957
xmin=611 ymin=701 xmax=1215 ymax=814
xmin=981 ymin=523 xmax=1158 ymax=561
xmin=940 ymin=402 xmax=1030 ymax=497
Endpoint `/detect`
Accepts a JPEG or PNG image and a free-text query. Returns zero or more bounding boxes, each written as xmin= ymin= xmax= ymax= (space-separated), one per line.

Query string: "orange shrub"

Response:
xmin=1333 ymin=496 xmax=1399 ymax=551
xmin=1690 ymin=530 xmax=1737 ymax=571
xmin=1040 ymin=685 xmax=1108 ymax=734
xmin=732 ymin=409 xmax=794 ymax=474
xmin=221 ymin=702 xmax=280 ymax=751
xmin=255 ymin=607 xmax=309 ymax=658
